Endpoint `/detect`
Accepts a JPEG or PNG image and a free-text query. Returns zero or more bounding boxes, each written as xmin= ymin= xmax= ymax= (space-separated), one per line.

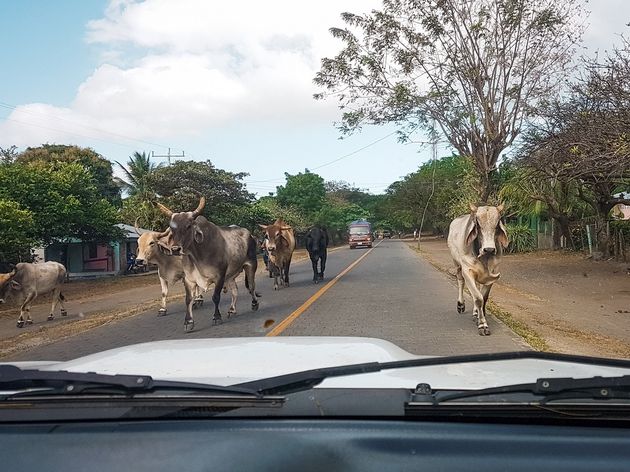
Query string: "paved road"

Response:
xmin=6 ymin=240 xmax=527 ymax=361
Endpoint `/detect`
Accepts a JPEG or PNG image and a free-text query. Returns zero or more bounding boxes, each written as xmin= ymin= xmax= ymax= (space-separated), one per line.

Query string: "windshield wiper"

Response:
xmin=236 ymin=351 xmax=630 ymax=396
xmin=0 ymin=365 xmax=261 ymax=400
xmin=411 ymin=375 xmax=630 ymax=406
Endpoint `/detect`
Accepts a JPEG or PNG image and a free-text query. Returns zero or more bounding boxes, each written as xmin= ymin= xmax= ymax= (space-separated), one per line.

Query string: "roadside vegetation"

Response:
xmin=1 ymin=0 xmax=629 ymax=264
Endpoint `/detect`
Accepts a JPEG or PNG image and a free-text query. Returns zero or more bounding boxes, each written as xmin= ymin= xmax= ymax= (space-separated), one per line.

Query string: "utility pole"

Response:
xmin=152 ymin=148 xmax=185 ymax=166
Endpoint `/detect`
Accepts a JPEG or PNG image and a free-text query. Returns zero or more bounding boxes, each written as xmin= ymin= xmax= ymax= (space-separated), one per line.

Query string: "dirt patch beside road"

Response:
xmin=410 ymin=238 xmax=630 ymax=358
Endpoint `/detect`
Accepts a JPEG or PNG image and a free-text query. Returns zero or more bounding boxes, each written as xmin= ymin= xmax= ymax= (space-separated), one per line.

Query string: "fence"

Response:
xmin=569 ymin=218 xmax=630 ymax=261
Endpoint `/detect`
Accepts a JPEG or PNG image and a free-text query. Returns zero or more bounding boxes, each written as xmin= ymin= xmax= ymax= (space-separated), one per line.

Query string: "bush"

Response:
xmin=505 ymin=224 xmax=536 ymax=253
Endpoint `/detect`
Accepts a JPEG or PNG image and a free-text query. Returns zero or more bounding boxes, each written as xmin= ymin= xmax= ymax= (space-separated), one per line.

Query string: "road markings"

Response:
xmin=266 ymin=241 xmax=381 ymax=337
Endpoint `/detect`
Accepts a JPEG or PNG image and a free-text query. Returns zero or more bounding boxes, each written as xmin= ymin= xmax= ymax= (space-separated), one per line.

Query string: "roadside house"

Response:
xmin=43 ymin=223 xmax=152 ymax=278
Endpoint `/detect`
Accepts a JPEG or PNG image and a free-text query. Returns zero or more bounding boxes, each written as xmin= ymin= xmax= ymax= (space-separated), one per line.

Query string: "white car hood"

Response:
xmin=14 ymin=337 xmax=630 ymax=390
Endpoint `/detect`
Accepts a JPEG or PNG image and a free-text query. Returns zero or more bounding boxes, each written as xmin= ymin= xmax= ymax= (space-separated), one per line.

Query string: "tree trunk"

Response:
xmin=551 ymin=215 xmax=573 ymax=250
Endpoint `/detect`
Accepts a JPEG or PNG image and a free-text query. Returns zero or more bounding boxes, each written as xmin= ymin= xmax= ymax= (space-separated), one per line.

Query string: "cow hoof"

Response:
xmin=184 ymin=320 xmax=195 ymax=332
xmin=274 ymin=286 xmax=278 ymax=291
xmin=16 ymin=320 xmax=24 ymax=328
xmin=61 ymin=309 xmax=67 ymax=317
xmin=251 ymin=301 xmax=259 ymax=311
xmin=227 ymin=309 xmax=236 ymax=318
xmin=212 ymin=316 xmax=223 ymax=325
xmin=457 ymin=302 xmax=465 ymax=314
xmin=47 ymin=314 xmax=54 ymax=321
xmin=158 ymin=308 xmax=167 ymax=316
xmin=314 ymin=279 xmax=319 ymax=284
xmin=26 ymin=319 xmax=33 ymax=325
xmin=478 ymin=326 xmax=491 ymax=336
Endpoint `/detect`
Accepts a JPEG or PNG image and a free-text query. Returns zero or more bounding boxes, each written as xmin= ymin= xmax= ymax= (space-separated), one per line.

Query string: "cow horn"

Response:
xmin=134 ymin=217 xmax=142 ymax=236
xmin=469 ymin=203 xmax=478 ymax=213
xmin=497 ymin=203 xmax=505 ymax=214
xmin=156 ymin=227 xmax=171 ymax=239
xmin=191 ymin=196 xmax=205 ymax=218
xmin=156 ymin=202 xmax=173 ymax=217
xmin=280 ymin=226 xmax=292 ymax=231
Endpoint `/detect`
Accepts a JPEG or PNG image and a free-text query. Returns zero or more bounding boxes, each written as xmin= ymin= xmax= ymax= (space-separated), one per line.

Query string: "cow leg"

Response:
xmin=481 ymin=284 xmax=493 ymax=320
xmin=226 ymin=279 xmax=238 ymax=318
xmin=50 ymin=287 xmax=61 ymax=319
xmin=320 ymin=251 xmax=327 ymax=280
xmin=244 ymin=262 xmax=259 ymax=311
xmin=462 ymin=270 xmax=490 ymax=336
xmin=211 ymin=277 xmax=225 ymax=324
xmin=19 ymin=292 xmax=37 ymax=326
xmin=284 ymin=258 xmax=292 ymax=287
xmin=455 ymin=264 xmax=465 ymax=314
xmin=183 ymin=278 xmax=197 ymax=332
xmin=270 ymin=263 xmax=280 ymax=290
xmin=158 ymin=277 xmax=169 ymax=316
xmin=311 ymin=256 xmax=319 ymax=283
xmin=58 ymin=291 xmax=67 ymax=316
xmin=193 ymin=286 xmax=204 ymax=309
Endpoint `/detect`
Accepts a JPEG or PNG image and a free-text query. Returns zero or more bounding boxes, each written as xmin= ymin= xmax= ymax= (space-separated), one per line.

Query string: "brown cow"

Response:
xmin=259 ymin=219 xmax=296 ymax=290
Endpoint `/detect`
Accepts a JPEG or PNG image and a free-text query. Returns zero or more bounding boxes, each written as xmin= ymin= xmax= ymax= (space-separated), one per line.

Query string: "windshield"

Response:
xmin=0 ymin=0 xmax=629 ymax=417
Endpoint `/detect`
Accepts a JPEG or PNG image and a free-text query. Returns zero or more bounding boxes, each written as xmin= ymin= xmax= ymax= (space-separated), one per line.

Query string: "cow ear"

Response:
xmin=497 ymin=220 xmax=509 ymax=248
xmin=194 ymin=226 xmax=204 ymax=244
xmin=465 ymin=216 xmax=478 ymax=247
xmin=258 ymin=224 xmax=267 ymax=230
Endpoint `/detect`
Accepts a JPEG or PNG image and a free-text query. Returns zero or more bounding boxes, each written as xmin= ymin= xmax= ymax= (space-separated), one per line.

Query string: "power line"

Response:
xmin=310 ymin=131 xmax=398 ymax=170
xmin=0 ymin=100 xmax=171 ymax=150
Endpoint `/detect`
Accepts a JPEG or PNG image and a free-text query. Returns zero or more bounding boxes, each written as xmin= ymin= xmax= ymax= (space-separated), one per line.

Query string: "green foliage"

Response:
xmin=315 ymin=195 xmax=369 ymax=241
xmin=17 ymin=144 xmax=121 ymax=205
xmin=276 ymin=171 xmax=326 ymax=216
xmin=148 ymin=160 xmax=253 ymax=226
xmin=505 ymin=224 xmax=536 ymax=254
xmin=119 ymin=195 xmax=167 ymax=231
xmin=0 ymin=199 xmax=37 ymax=263
xmin=385 ymin=155 xmax=477 ymax=233
xmin=115 ymin=151 xmax=162 ymax=200
xmin=0 ymin=160 xmax=122 ymax=247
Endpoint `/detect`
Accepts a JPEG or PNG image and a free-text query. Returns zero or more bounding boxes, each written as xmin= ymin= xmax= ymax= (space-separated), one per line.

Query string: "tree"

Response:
xmin=0 ymin=145 xmax=18 ymax=165
xmin=17 ymin=144 xmax=121 ymax=205
xmin=115 ymin=151 xmax=162 ymax=200
xmin=148 ymin=160 xmax=253 ymax=226
xmin=0 ymin=199 xmax=37 ymax=263
xmin=385 ymin=155 xmax=476 ymax=234
xmin=315 ymin=0 xmax=584 ymax=201
xmin=0 ymin=161 xmax=122 ymax=247
xmin=276 ymin=171 xmax=326 ymax=216
xmin=517 ymin=42 xmax=630 ymax=255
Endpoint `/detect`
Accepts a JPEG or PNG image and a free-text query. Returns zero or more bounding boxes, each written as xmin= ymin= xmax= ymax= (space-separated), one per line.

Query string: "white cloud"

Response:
xmin=3 ymin=0 xmax=628 ymax=151
xmin=1 ymin=0 xmax=381 ymax=148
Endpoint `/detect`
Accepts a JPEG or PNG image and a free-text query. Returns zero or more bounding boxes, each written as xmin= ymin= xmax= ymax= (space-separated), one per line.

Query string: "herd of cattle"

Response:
xmin=0 ymin=200 xmax=507 ymax=336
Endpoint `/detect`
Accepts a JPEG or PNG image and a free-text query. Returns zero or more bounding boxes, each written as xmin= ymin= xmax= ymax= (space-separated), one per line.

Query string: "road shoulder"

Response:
xmin=409 ymin=238 xmax=630 ymax=358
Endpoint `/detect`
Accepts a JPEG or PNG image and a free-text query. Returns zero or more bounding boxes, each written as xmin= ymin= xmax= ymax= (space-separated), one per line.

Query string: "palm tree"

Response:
xmin=115 ymin=151 xmax=162 ymax=199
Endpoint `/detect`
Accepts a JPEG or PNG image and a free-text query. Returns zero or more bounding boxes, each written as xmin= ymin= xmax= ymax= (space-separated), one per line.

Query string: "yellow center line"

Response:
xmin=266 ymin=240 xmax=382 ymax=337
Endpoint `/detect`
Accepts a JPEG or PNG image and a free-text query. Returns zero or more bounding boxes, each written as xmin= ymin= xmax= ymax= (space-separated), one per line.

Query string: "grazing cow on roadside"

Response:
xmin=447 ymin=204 xmax=509 ymax=336
xmin=156 ymin=197 xmax=259 ymax=331
xmin=0 ymin=262 xmax=67 ymax=328
xmin=306 ymin=226 xmax=329 ymax=283
xmin=134 ymin=220 xmax=204 ymax=316
xmin=259 ymin=219 xmax=296 ymax=290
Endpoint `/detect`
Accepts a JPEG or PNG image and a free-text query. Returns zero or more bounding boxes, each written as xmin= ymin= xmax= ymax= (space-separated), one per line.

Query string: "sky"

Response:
xmin=0 ymin=0 xmax=628 ymax=196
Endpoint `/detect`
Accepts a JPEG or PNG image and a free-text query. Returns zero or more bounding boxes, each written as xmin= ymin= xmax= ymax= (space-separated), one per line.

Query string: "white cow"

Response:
xmin=447 ymin=204 xmax=509 ymax=336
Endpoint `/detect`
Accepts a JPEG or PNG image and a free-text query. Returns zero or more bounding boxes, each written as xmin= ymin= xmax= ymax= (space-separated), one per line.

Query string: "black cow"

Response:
xmin=156 ymin=197 xmax=259 ymax=331
xmin=305 ymin=226 xmax=329 ymax=284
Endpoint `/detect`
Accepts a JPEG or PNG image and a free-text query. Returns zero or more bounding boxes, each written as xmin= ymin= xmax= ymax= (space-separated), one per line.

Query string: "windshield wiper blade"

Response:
xmin=0 ymin=365 xmax=260 ymax=399
xmin=236 ymin=351 xmax=630 ymax=396
xmin=420 ymin=375 xmax=630 ymax=405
